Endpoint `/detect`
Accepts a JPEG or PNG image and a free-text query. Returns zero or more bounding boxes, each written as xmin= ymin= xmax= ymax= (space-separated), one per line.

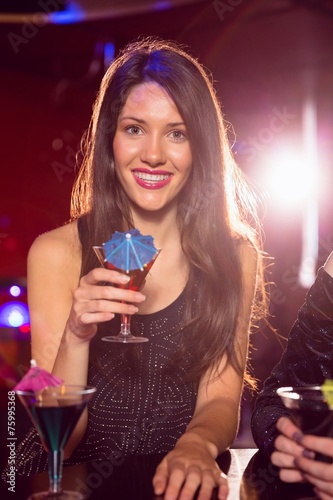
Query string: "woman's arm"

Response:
xmin=153 ymin=242 xmax=258 ymax=500
xmin=270 ymin=253 xmax=333 ymax=487
xmin=252 ymin=251 xmax=333 ymax=457
xmin=183 ymin=242 xmax=258 ymax=454
xmin=27 ymin=222 xmax=146 ymax=456
xmin=28 ymin=223 xmax=83 ymax=374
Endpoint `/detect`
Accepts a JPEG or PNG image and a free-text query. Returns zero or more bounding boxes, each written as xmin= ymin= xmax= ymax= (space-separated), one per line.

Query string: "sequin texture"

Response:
xmin=3 ymin=288 xmax=198 ymax=478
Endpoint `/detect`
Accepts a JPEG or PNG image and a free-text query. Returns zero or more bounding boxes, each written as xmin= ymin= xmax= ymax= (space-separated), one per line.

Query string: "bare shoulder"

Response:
xmin=28 ymin=221 xmax=81 ymax=285
xmin=29 ymin=221 xmax=79 ymax=257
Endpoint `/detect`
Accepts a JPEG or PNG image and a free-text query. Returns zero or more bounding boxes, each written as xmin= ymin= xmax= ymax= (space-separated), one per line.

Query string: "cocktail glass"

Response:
xmin=93 ymin=245 xmax=160 ymax=343
xmin=16 ymin=384 xmax=96 ymax=499
xmin=277 ymin=385 xmax=333 ymax=463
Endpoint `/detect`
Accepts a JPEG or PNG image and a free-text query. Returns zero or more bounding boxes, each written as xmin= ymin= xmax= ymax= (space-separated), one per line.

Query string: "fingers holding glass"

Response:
xmin=68 ymin=269 xmax=146 ymax=340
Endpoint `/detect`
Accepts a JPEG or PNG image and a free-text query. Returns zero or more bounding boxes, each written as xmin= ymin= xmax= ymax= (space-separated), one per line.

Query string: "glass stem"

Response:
xmin=120 ymin=313 xmax=132 ymax=336
xmin=48 ymin=449 xmax=63 ymax=494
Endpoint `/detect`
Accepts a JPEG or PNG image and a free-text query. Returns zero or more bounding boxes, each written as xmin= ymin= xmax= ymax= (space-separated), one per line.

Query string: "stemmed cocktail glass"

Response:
xmin=277 ymin=385 xmax=333 ymax=463
xmin=16 ymin=384 xmax=96 ymax=499
xmin=93 ymin=243 xmax=160 ymax=343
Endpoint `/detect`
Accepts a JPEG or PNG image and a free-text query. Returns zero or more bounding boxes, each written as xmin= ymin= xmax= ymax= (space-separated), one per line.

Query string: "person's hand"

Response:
xmin=292 ymin=434 xmax=333 ymax=499
xmin=152 ymin=434 xmax=228 ymax=500
xmin=271 ymin=416 xmax=308 ymax=482
xmin=273 ymin=416 xmax=333 ymax=498
xmin=66 ymin=267 xmax=146 ymax=341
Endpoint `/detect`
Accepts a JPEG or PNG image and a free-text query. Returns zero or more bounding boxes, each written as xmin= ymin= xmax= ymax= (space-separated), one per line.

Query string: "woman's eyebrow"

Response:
xmin=119 ymin=116 xmax=185 ymax=128
xmin=118 ymin=116 xmax=146 ymax=123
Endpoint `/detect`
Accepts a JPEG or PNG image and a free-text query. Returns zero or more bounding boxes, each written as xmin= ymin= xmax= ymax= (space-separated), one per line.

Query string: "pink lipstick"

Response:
xmin=132 ymin=169 xmax=173 ymax=190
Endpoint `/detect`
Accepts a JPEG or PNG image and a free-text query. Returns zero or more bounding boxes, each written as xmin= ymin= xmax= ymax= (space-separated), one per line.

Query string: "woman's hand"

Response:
xmin=66 ymin=267 xmax=146 ymax=341
xmin=272 ymin=416 xmax=333 ymax=498
xmin=152 ymin=433 xmax=228 ymax=500
xmin=292 ymin=434 xmax=333 ymax=499
xmin=271 ymin=416 xmax=308 ymax=482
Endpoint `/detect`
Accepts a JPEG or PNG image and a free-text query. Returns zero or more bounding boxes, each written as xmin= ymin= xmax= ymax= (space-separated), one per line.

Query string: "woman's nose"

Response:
xmin=140 ymin=136 xmax=166 ymax=167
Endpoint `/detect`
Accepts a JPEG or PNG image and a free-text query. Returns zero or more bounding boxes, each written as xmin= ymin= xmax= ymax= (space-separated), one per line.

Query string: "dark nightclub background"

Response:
xmin=0 ymin=0 xmax=333 ymax=446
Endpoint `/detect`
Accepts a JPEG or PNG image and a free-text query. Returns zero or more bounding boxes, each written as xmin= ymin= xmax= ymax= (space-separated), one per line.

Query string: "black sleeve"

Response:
xmin=251 ymin=267 xmax=333 ymax=457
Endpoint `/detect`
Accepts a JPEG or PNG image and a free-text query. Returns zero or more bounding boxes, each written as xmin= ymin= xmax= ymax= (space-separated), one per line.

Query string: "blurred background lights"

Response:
xmin=262 ymin=147 xmax=319 ymax=208
xmin=154 ymin=1 xmax=172 ymax=10
xmin=259 ymin=91 xmax=320 ymax=288
xmin=9 ymin=285 xmax=21 ymax=297
xmin=49 ymin=2 xmax=84 ymax=24
xmin=52 ymin=138 xmax=64 ymax=151
xmin=0 ymin=214 xmax=10 ymax=228
xmin=104 ymin=42 xmax=115 ymax=69
xmin=19 ymin=324 xmax=31 ymax=334
xmin=0 ymin=301 xmax=30 ymax=328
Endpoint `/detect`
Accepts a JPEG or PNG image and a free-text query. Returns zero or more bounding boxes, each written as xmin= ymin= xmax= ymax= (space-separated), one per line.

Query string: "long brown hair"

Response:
xmin=71 ymin=37 xmax=268 ymax=385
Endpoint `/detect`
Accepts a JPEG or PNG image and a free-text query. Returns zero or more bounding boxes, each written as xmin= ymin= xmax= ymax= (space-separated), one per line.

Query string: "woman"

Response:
xmin=251 ymin=252 xmax=333 ymax=499
xmin=13 ymin=38 xmax=267 ymax=499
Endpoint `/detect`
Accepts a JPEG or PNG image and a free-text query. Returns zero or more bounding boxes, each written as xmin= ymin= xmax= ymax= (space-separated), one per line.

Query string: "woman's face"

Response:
xmin=113 ymin=81 xmax=193 ymax=215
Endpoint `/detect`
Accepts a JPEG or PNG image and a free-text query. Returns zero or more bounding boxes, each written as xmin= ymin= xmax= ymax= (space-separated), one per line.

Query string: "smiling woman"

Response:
xmin=113 ymin=81 xmax=192 ymax=214
xmin=6 ymin=37 xmax=269 ymax=500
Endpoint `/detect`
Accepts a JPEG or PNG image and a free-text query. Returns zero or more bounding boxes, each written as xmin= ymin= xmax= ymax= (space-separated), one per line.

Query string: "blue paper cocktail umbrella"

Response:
xmin=103 ymin=229 xmax=157 ymax=273
xmin=92 ymin=229 xmax=160 ymax=343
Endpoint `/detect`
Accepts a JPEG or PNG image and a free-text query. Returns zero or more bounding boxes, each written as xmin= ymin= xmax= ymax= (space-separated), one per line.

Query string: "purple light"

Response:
xmin=153 ymin=1 xmax=172 ymax=11
xmin=0 ymin=302 xmax=30 ymax=328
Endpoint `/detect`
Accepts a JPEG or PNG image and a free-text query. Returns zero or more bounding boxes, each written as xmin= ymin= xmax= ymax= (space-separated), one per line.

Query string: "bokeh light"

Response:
xmin=9 ymin=285 xmax=21 ymax=297
xmin=0 ymin=301 xmax=30 ymax=328
xmin=260 ymin=146 xmax=319 ymax=209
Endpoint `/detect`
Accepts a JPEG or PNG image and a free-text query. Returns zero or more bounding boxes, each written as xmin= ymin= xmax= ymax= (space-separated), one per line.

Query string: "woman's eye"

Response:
xmin=126 ymin=125 xmax=142 ymax=135
xmin=170 ymin=130 xmax=186 ymax=141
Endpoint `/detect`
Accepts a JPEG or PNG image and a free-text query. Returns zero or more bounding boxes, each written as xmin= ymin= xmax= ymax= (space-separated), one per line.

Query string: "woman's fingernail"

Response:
xmin=134 ymin=293 xmax=146 ymax=301
xmin=292 ymin=432 xmax=304 ymax=444
xmin=303 ymin=449 xmax=315 ymax=459
xmin=119 ymin=274 xmax=130 ymax=283
xmin=128 ymin=305 xmax=139 ymax=313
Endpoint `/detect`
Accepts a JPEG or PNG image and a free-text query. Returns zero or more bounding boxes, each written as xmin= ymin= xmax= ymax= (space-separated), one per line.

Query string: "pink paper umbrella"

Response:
xmin=13 ymin=360 xmax=63 ymax=392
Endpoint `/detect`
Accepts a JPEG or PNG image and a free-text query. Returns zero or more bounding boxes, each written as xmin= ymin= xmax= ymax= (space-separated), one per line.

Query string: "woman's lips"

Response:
xmin=132 ymin=169 xmax=173 ymax=190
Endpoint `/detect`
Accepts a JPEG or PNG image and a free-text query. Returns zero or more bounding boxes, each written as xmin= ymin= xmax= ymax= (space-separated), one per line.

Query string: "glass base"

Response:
xmin=28 ymin=490 xmax=84 ymax=499
xmin=102 ymin=335 xmax=149 ymax=343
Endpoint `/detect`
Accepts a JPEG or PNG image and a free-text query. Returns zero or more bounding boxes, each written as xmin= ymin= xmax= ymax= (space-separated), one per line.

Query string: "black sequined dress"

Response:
xmin=2 ymin=289 xmax=198 ymax=478
xmin=251 ymin=267 xmax=333 ymax=457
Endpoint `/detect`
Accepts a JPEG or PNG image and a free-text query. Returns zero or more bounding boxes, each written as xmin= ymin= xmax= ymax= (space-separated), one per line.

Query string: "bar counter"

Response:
xmin=1 ymin=448 xmax=317 ymax=499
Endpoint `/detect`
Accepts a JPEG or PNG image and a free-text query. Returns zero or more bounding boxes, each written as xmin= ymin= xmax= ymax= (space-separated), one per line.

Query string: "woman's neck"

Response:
xmin=130 ymin=204 xmax=180 ymax=250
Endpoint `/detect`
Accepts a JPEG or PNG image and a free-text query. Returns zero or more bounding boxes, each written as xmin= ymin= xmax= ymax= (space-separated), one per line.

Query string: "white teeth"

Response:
xmin=135 ymin=172 xmax=170 ymax=181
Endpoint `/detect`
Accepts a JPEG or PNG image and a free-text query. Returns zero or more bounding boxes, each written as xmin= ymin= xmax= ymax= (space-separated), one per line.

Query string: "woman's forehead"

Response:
xmin=120 ymin=82 xmax=181 ymax=119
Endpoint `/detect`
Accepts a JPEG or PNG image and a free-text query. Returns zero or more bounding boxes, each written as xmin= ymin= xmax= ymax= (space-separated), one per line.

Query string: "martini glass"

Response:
xmin=16 ymin=384 xmax=96 ymax=499
xmin=93 ymin=245 xmax=160 ymax=343
xmin=277 ymin=385 xmax=333 ymax=463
